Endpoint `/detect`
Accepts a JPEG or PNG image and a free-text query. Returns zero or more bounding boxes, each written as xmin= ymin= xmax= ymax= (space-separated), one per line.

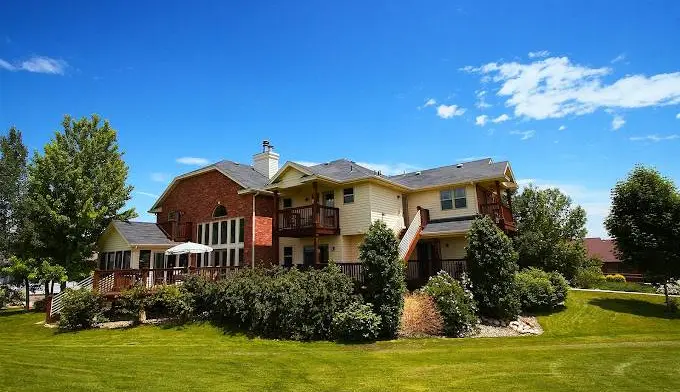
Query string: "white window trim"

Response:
xmin=196 ymin=217 xmax=245 ymax=266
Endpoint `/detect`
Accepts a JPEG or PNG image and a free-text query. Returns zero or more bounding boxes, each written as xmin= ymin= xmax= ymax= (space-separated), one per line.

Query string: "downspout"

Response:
xmin=252 ymin=192 xmax=260 ymax=269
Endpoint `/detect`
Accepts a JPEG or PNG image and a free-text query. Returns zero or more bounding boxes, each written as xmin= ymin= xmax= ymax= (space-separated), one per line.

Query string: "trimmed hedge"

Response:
xmin=422 ymin=271 xmax=478 ymax=337
xmin=59 ymin=288 xmax=105 ymax=330
xmin=605 ymin=274 xmax=626 ymax=283
xmin=332 ymin=302 xmax=381 ymax=342
xmin=212 ymin=265 xmax=355 ymax=340
xmin=515 ymin=268 xmax=569 ymax=311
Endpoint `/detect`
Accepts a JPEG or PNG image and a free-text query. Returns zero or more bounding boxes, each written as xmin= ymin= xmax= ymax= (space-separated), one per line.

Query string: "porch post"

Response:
xmin=273 ymin=190 xmax=280 ymax=265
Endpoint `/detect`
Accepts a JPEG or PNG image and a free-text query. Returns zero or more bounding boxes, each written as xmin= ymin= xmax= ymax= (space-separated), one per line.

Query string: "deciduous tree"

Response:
xmin=605 ymin=166 xmax=680 ymax=309
xmin=0 ymin=126 xmax=28 ymax=260
xmin=0 ymin=256 xmax=37 ymax=310
xmin=27 ymin=115 xmax=136 ymax=282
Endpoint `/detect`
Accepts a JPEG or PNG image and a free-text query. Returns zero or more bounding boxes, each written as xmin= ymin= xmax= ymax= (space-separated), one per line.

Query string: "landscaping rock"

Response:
xmin=472 ymin=315 xmax=543 ymax=338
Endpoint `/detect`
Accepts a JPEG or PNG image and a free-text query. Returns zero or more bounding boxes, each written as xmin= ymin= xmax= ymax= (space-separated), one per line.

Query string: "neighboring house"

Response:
xmin=95 ymin=140 xmax=518 ymax=291
xmin=583 ymin=237 xmax=643 ymax=280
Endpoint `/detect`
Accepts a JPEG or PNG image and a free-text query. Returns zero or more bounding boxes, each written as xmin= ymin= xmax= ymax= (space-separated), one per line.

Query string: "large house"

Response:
xmin=96 ymin=141 xmax=518 ymax=290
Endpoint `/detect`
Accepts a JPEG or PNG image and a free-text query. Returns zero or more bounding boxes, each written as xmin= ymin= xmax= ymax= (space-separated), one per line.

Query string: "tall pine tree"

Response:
xmin=27 ymin=115 xmax=136 ymax=280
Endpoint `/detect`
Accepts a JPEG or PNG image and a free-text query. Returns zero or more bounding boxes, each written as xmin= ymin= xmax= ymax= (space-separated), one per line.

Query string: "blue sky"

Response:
xmin=2 ymin=1 xmax=679 ymax=237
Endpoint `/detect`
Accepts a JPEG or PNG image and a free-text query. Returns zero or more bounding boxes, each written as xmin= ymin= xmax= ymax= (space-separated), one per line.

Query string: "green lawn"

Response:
xmin=1 ymin=291 xmax=679 ymax=392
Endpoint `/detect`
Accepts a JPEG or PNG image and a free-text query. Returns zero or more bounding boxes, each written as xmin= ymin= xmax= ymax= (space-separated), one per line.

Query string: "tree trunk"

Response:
xmin=60 ymin=281 xmax=66 ymax=291
xmin=664 ymin=279 xmax=670 ymax=311
xmin=50 ymin=281 xmax=55 ymax=295
xmin=24 ymin=278 xmax=30 ymax=311
xmin=44 ymin=282 xmax=49 ymax=296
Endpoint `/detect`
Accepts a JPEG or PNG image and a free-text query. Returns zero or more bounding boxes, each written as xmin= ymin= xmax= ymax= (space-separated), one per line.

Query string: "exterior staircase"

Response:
xmin=48 ymin=275 xmax=96 ymax=320
xmin=398 ymin=207 xmax=429 ymax=261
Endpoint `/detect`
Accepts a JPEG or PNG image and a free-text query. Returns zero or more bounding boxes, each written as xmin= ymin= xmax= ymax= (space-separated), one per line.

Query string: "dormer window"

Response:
xmin=212 ymin=204 xmax=227 ymax=218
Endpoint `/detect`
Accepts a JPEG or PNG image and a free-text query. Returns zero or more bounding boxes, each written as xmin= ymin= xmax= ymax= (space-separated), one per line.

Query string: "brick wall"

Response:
xmin=156 ymin=169 xmax=275 ymax=266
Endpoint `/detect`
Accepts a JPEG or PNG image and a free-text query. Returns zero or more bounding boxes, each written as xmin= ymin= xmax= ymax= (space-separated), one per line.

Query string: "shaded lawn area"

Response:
xmin=1 ymin=291 xmax=680 ymax=392
xmin=591 ymin=281 xmax=658 ymax=294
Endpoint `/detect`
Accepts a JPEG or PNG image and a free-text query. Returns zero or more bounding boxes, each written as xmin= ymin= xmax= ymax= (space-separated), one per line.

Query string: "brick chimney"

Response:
xmin=253 ymin=140 xmax=279 ymax=179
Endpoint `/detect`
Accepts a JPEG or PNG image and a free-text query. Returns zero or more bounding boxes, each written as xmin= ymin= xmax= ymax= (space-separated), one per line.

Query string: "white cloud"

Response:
xmin=629 ymin=134 xmax=679 ymax=142
xmin=676 ymin=112 xmax=680 ymax=119
xmin=423 ymin=98 xmax=436 ymax=107
xmin=491 ymin=113 xmax=511 ymax=123
xmin=611 ymin=53 xmax=626 ymax=64
xmin=462 ymin=56 xmax=680 ymax=120
xmin=150 ymin=172 xmax=169 ymax=183
xmin=611 ymin=115 xmax=625 ymax=130
xmin=475 ymin=90 xmax=492 ymax=109
xmin=510 ymin=130 xmax=535 ymax=140
xmin=0 ymin=56 xmax=68 ymax=74
xmin=517 ymin=179 xmax=611 ymax=238
xmin=436 ymin=104 xmax=466 ymax=119
xmin=355 ymin=162 xmax=421 ymax=175
xmin=475 ymin=115 xmax=488 ymax=126
xmin=558 ymin=125 xmax=567 ymax=131
xmin=176 ymin=157 xmax=210 ymax=165
xmin=135 ymin=191 xmax=159 ymax=199
xmin=528 ymin=50 xmax=551 ymax=58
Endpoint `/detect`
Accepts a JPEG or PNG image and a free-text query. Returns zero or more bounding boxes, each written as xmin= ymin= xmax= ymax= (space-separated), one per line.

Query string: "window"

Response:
xmin=238 ymin=248 xmax=244 ymax=266
xmin=179 ymin=254 xmax=188 ymax=268
xmin=139 ymin=250 xmax=151 ymax=269
xmin=168 ymin=211 xmax=178 ymax=222
xmin=123 ymin=251 xmax=131 ymax=269
xmin=220 ymin=221 xmax=228 ymax=244
xmin=115 ymin=251 xmax=123 ymax=269
xmin=212 ymin=204 xmax=227 ymax=218
xmin=324 ymin=191 xmax=335 ymax=207
xmin=343 ymin=187 xmax=354 ymax=204
xmin=203 ymin=223 xmax=209 ymax=245
xmin=283 ymin=247 xmax=293 ymax=266
xmin=107 ymin=253 xmax=115 ymax=270
xmin=441 ymin=188 xmax=467 ymax=210
xmin=196 ymin=253 xmax=202 ymax=268
xmin=197 ymin=225 xmax=203 ymax=245
xmin=282 ymin=198 xmax=292 ymax=208
xmin=229 ymin=249 xmax=236 ymax=267
xmin=230 ymin=220 xmax=236 ymax=243
xmin=440 ymin=190 xmax=453 ymax=210
xmin=212 ymin=222 xmax=219 ymax=245
xmin=454 ymin=188 xmax=467 ymax=208
xmin=239 ymin=218 xmax=245 ymax=243
xmin=154 ymin=253 xmax=164 ymax=269
xmin=99 ymin=254 xmax=106 ymax=270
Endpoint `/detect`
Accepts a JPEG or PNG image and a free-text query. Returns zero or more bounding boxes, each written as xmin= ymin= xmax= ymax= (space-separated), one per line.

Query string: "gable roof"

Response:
xmin=584 ymin=237 xmax=619 ymax=263
xmin=305 ymin=159 xmax=381 ymax=182
xmin=388 ymin=158 xmax=511 ymax=189
xmin=111 ymin=221 xmax=177 ymax=246
xmin=150 ymin=160 xmax=269 ymax=212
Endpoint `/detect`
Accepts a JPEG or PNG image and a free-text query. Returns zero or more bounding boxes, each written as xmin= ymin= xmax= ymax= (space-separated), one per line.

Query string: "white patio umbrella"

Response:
xmin=165 ymin=242 xmax=213 ymax=255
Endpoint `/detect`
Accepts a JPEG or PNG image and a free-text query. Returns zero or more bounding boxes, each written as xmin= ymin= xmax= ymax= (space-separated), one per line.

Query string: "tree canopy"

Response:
xmin=0 ymin=126 xmax=28 ymax=260
xmin=27 ymin=115 xmax=136 ymax=279
xmin=604 ymin=165 xmax=680 ymax=308
xmin=512 ymin=185 xmax=589 ymax=280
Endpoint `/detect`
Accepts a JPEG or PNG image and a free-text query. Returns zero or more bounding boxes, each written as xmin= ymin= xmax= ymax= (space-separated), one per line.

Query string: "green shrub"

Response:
xmin=605 ymin=274 xmax=626 ymax=283
xmin=422 ymin=271 xmax=478 ymax=337
xmin=332 ymin=302 xmax=381 ymax=342
xmin=573 ymin=266 xmax=605 ymax=289
xmin=33 ymin=297 xmax=47 ymax=312
xmin=360 ymin=220 xmax=405 ymax=339
xmin=669 ymin=297 xmax=679 ymax=314
xmin=466 ymin=216 xmax=520 ymax=320
xmin=515 ymin=268 xmax=569 ymax=311
xmin=180 ymin=275 xmax=217 ymax=318
xmin=59 ymin=288 xmax=104 ymax=330
xmin=212 ymin=265 xmax=354 ymax=341
xmin=119 ymin=284 xmax=152 ymax=323
xmin=149 ymin=285 xmax=193 ymax=321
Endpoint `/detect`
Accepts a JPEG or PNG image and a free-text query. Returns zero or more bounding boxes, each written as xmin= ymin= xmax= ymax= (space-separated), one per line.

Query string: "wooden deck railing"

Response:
xmin=93 ymin=266 xmax=245 ymax=294
xmin=277 ymin=204 xmax=340 ymax=236
xmin=158 ymin=221 xmax=193 ymax=242
xmin=406 ymin=259 xmax=466 ymax=288
xmin=479 ymin=203 xmax=516 ymax=232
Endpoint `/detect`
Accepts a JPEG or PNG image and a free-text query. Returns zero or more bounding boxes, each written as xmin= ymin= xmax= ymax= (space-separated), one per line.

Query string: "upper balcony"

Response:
xmin=158 ymin=221 xmax=193 ymax=242
xmin=479 ymin=202 xmax=516 ymax=233
xmin=277 ymin=204 xmax=340 ymax=237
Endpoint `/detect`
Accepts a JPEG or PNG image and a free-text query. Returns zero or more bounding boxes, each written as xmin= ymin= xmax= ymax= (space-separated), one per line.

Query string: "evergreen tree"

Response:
xmin=0 ymin=126 xmax=28 ymax=260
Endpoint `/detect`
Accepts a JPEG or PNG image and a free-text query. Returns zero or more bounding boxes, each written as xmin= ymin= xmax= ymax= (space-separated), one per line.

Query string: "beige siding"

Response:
xmin=276 ymin=166 xmax=307 ymax=188
xmin=440 ymin=236 xmax=468 ymax=259
xmin=278 ymin=234 xmax=364 ymax=265
xmin=340 ymin=234 xmax=364 ymax=262
xmin=368 ymin=183 xmax=405 ymax=235
xmin=407 ymin=184 xmax=478 ymax=221
xmin=98 ymin=227 xmax=131 ymax=253
xmin=338 ymin=183 xmax=371 ymax=235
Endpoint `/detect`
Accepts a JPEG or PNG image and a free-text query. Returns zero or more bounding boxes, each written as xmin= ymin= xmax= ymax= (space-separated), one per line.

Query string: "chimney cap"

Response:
xmin=262 ymin=140 xmax=274 ymax=153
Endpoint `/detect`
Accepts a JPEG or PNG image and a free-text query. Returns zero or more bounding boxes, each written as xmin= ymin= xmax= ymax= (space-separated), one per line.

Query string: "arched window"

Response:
xmin=212 ymin=204 xmax=227 ymax=218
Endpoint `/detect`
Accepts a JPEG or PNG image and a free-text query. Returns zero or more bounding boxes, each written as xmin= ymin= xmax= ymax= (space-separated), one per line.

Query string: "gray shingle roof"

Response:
xmin=388 ymin=158 xmax=508 ymax=189
xmin=112 ymin=221 xmax=176 ymax=245
xmin=214 ymin=160 xmax=270 ymax=189
xmin=302 ymin=159 xmax=380 ymax=182
xmin=421 ymin=219 xmax=474 ymax=235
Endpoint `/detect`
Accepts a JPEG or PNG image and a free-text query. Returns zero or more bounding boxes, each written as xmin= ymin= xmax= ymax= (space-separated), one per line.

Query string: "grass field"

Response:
xmin=1 ymin=290 xmax=679 ymax=391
